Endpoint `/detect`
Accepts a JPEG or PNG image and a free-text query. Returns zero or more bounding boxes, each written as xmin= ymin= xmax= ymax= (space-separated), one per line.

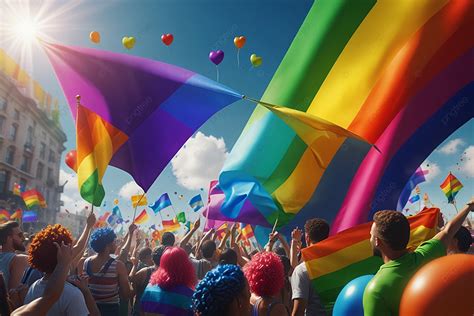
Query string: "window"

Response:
xmin=40 ymin=142 xmax=46 ymax=159
xmin=9 ymin=124 xmax=18 ymax=141
xmin=13 ymin=109 xmax=20 ymax=120
xmin=5 ymin=146 xmax=15 ymax=165
xmin=26 ymin=126 xmax=34 ymax=145
xmin=48 ymin=149 xmax=55 ymax=163
xmin=36 ymin=162 xmax=44 ymax=180
xmin=0 ymin=98 xmax=7 ymax=111
xmin=0 ymin=116 xmax=5 ymax=135
xmin=0 ymin=170 xmax=9 ymax=193
xmin=47 ymin=168 xmax=53 ymax=181
xmin=20 ymin=155 xmax=31 ymax=173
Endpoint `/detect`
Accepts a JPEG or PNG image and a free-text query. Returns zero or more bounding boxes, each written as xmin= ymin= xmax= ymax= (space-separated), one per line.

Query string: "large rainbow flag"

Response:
xmin=302 ymin=207 xmax=439 ymax=312
xmin=218 ymin=0 xmax=474 ymax=232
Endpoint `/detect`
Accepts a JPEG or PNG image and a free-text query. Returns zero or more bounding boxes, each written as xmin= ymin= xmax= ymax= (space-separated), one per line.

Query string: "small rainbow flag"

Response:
xmin=12 ymin=183 xmax=21 ymax=196
xmin=10 ymin=209 xmax=23 ymax=221
xmin=21 ymin=190 xmax=40 ymax=209
xmin=162 ymin=218 xmax=180 ymax=232
xmin=440 ymin=172 xmax=463 ymax=203
xmin=37 ymin=191 xmax=47 ymax=208
xmin=241 ymin=224 xmax=255 ymax=240
xmin=216 ymin=223 xmax=228 ymax=239
xmin=131 ymin=194 xmax=148 ymax=208
xmin=134 ymin=209 xmax=149 ymax=225
xmin=302 ymin=208 xmax=439 ymax=312
xmin=94 ymin=212 xmax=111 ymax=228
xmin=0 ymin=210 xmax=10 ymax=223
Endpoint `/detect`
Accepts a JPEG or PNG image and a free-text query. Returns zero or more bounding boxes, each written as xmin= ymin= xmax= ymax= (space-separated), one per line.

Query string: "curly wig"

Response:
xmin=193 ymin=264 xmax=246 ymax=316
xmin=90 ymin=227 xmax=116 ymax=253
xmin=28 ymin=224 xmax=73 ymax=274
xmin=243 ymin=251 xmax=284 ymax=297
xmin=149 ymin=247 xmax=196 ymax=290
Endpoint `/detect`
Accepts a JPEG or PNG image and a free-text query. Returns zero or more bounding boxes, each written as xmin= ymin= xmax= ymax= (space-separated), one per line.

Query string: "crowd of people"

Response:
xmin=0 ymin=199 xmax=472 ymax=316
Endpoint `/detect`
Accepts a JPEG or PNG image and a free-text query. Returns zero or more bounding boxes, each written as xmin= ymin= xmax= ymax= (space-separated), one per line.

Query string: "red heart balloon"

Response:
xmin=161 ymin=34 xmax=174 ymax=46
xmin=65 ymin=149 xmax=77 ymax=172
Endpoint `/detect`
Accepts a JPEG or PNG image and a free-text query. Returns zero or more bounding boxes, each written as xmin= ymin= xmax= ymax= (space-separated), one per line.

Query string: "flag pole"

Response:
xmin=271 ymin=215 xmax=279 ymax=234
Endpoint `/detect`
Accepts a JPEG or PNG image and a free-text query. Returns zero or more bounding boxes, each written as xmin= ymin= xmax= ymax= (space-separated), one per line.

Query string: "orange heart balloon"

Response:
xmin=234 ymin=36 xmax=246 ymax=49
xmin=90 ymin=31 xmax=100 ymax=44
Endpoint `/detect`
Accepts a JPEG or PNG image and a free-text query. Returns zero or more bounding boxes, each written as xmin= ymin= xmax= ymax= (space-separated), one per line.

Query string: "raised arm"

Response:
xmin=290 ymin=228 xmax=303 ymax=269
xmin=180 ymin=218 xmax=200 ymax=249
xmin=195 ymin=228 xmax=214 ymax=260
xmin=72 ymin=211 xmax=96 ymax=261
xmin=118 ymin=224 xmax=137 ymax=263
xmin=433 ymin=198 xmax=474 ymax=248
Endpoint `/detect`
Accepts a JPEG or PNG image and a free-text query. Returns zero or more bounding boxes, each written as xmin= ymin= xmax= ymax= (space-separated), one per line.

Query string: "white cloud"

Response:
xmin=59 ymin=169 xmax=90 ymax=213
xmin=171 ymin=132 xmax=228 ymax=190
xmin=119 ymin=181 xmax=144 ymax=199
xmin=438 ymin=138 xmax=465 ymax=155
xmin=460 ymin=146 xmax=474 ymax=177
xmin=420 ymin=160 xmax=441 ymax=183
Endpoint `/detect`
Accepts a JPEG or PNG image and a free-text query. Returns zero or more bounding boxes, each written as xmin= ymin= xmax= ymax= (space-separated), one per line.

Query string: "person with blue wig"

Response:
xmin=82 ymin=224 xmax=137 ymax=316
xmin=192 ymin=264 xmax=251 ymax=316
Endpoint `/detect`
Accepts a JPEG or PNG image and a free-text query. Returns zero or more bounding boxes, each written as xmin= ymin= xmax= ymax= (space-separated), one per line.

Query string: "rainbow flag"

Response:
xmin=134 ymin=210 xmax=149 ymax=225
xmin=217 ymin=0 xmax=474 ymax=232
xmin=21 ymin=190 xmax=40 ymax=209
xmin=302 ymin=208 xmax=439 ymax=312
xmin=10 ymin=209 xmax=22 ymax=221
xmin=131 ymin=194 xmax=148 ymax=208
xmin=440 ymin=172 xmax=463 ymax=203
xmin=23 ymin=211 xmax=38 ymax=223
xmin=216 ymin=223 xmax=228 ymax=239
xmin=241 ymin=224 xmax=255 ymax=240
xmin=76 ymin=104 xmax=128 ymax=206
xmin=37 ymin=191 xmax=47 ymax=208
xmin=0 ymin=210 xmax=10 ymax=223
xmin=162 ymin=218 xmax=180 ymax=233
xmin=12 ymin=183 xmax=21 ymax=196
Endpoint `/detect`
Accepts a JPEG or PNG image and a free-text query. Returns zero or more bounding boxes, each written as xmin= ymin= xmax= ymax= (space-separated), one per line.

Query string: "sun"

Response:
xmin=12 ymin=17 xmax=39 ymax=43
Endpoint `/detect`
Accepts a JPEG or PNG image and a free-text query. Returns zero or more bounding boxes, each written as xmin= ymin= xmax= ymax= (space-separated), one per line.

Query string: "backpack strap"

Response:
xmin=84 ymin=257 xmax=92 ymax=277
xmin=99 ymin=258 xmax=115 ymax=275
xmin=21 ymin=267 xmax=33 ymax=285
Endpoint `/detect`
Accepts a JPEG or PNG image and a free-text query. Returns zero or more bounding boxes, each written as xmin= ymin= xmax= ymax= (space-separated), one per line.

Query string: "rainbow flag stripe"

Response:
xmin=0 ymin=210 xmax=10 ymax=223
xmin=10 ymin=209 xmax=22 ymax=221
xmin=302 ymin=207 xmax=439 ymax=312
xmin=440 ymin=172 xmax=463 ymax=203
xmin=134 ymin=210 xmax=149 ymax=225
xmin=218 ymin=0 xmax=474 ymax=232
xmin=77 ymin=104 xmax=128 ymax=206
xmin=21 ymin=190 xmax=40 ymax=209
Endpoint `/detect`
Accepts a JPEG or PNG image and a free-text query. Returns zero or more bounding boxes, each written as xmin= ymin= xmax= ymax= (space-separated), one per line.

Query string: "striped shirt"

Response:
xmin=84 ymin=257 xmax=120 ymax=304
xmin=141 ymin=284 xmax=193 ymax=316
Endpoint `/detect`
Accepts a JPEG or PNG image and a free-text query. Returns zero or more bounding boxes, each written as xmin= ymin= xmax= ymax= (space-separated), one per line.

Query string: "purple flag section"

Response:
xmin=205 ymin=180 xmax=268 ymax=229
xmin=397 ymin=167 xmax=428 ymax=211
xmin=42 ymin=42 xmax=242 ymax=191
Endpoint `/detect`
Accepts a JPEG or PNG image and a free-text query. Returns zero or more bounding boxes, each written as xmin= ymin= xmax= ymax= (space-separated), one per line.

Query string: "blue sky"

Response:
xmin=0 ymin=0 xmax=472 ymax=226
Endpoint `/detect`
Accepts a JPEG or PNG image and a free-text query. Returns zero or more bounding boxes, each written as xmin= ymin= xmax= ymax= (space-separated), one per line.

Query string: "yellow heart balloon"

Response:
xmin=250 ymin=54 xmax=262 ymax=67
xmin=122 ymin=36 xmax=136 ymax=50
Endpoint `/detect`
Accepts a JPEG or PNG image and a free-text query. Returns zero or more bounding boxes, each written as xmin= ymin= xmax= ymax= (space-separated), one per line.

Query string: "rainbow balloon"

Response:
xmin=218 ymin=0 xmax=474 ymax=233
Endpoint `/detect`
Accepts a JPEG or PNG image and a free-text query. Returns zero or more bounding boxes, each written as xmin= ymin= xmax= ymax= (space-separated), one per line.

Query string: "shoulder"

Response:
xmin=294 ymin=262 xmax=308 ymax=276
xmin=11 ymin=253 xmax=28 ymax=265
xmin=415 ymin=239 xmax=446 ymax=254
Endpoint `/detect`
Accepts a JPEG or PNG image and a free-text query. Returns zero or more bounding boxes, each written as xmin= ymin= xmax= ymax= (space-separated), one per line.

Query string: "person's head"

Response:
xmin=90 ymin=227 xmax=117 ymax=254
xmin=371 ymin=210 xmax=410 ymax=257
xmin=244 ymin=252 xmax=284 ymax=298
xmin=161 ymin=232 xmax=175 ymax=247
xmin=201 ymin=240 xmax=217 ymax=260
xmin=149 ymin=247 xmax=196 ymax=290
xmin=151 ymin=245 xmax=168 ymax=267
xmin=274 ymin=246 xmax=286 ymax=257
xmin=28 ymin=224 xmax=73 ymax=274
xmin=304 ymin=218 xmax=330 ymax=246
xmin=448 ymin=226 xmax=472 ymax=254
xmin=138 ymin=247 xmax=153 ymax=266
xmin=193 ymin=264 xmax=251 ymax=316
xmin=219 ymin=248 xmax=237 ymax=265
xmin=0 ymin=221 xmax=25 ymax=251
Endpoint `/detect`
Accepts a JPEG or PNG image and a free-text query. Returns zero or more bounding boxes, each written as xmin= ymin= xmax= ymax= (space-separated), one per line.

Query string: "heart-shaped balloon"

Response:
xmin=122 ymin=36 xmax=136 ymax=50
xmin=90 ymin=31 xmax=100 ymax=44
xmin=161 ymin=33 xmax=174 ymax=46
xmin=250 ymin=54 xmax=263 ymax=67
xmin=234 ymin=36 xmax=246 ymax=49
xmin=209 ymin=50 xmax=224 ymax=65
xmin=65 ymin=149 xmax=77 ymax=172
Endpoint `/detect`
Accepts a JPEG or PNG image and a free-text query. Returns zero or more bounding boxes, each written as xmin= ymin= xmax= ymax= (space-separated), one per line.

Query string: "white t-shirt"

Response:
xmin=291 ymin=262 xmax=326 ymax=316
xmin=24 ymin=277 xmax=89 ymax=316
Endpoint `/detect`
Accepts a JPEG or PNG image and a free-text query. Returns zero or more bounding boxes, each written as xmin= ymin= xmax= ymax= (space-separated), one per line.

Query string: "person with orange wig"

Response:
xmin=141 ymin=246 xmax=197 ymax=315
xmin=244 ymin=251 xmax=288 ymax=316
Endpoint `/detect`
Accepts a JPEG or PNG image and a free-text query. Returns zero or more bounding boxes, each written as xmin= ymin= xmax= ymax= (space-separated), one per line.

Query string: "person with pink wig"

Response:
xmin=244 ymin=251 xmax=289 ymax=316
xmin=141 ymin=247 xmax=197 ymax=316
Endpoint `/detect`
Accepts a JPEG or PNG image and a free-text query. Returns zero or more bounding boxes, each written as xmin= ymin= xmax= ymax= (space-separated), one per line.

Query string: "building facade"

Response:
xmin=0 ymin=71 xmax=67 ymax=232
xmin=56 ymin=209 xmax=87 ymax=238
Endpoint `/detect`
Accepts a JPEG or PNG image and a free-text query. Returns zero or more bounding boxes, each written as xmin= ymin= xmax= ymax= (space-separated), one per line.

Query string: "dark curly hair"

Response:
xmin=373 ymin=210 xmax=410 ymax=250
xmin=454 ymin=226 xmax=472 ymax=253
xmin=28 ymin=224 xmax=73 ymax=273
xmin=90 ymin=227 xmax=116 ymax=253
xmin=193 ymin=264 xmax=246 ymax=316
xmin=244 ymin=251 xmax=284 ymax=297
xmin=304 ymin=218 xmax=330 ymax=243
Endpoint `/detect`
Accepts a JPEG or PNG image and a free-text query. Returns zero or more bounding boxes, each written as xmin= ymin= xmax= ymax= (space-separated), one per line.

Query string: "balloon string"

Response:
xmin=216 ymin=66 xmax=219 ymax=82
xmin=237 ymin=49 xmax=240 ymax=68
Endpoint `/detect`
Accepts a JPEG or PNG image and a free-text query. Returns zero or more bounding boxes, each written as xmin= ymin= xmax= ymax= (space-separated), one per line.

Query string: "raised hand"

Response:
xmin=54 ymin=241 xmax=73 ymax=266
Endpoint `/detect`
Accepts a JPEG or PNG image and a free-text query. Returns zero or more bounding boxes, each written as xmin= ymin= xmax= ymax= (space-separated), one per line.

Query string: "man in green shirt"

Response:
xmin=363 ymin=199 xmax=474 ymax=315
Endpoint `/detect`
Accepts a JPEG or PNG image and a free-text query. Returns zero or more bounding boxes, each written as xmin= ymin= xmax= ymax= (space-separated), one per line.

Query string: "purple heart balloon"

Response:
xmin=209 ymin=50 xmax=224 ymax=65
